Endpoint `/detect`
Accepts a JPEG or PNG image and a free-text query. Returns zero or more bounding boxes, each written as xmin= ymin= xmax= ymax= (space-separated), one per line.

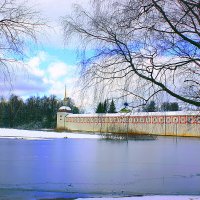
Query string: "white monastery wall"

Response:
xmin=57 ymin=111 xmax=200 ymax=137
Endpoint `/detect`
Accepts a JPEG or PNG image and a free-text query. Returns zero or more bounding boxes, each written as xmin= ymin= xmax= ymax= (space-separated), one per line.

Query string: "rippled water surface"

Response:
xmin=0 ymin=136 xmax=200 ymax=199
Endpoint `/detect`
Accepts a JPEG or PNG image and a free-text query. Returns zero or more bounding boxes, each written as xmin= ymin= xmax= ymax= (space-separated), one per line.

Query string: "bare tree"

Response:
xmin=62 ymin=0 xmax=200 ymax=107
xmin=0 ymin=0 xmax=45 ymax=84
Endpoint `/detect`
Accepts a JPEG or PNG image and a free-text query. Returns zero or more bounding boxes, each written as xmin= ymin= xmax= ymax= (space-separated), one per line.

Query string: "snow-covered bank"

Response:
xmin=0 ymin=128 xmax=101 ymax=139
xmin=77 ymin=196 xmax=200 ymax=200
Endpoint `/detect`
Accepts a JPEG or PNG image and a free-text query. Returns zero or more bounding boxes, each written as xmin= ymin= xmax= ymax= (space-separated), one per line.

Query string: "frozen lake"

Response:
xmin=0 ymin=131 xmax=200 ymax=199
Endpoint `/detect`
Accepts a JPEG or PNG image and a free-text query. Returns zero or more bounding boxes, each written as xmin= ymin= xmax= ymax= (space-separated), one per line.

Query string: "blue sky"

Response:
xmin=6 ymin=44 xmax=81 ymax=100
xmin=1 ymin=0 xmax=185 ymax=111
xmin=1 ymin=0 xmax=90 ymax=107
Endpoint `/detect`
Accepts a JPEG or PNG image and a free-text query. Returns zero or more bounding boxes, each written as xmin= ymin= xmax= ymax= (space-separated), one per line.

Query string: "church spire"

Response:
xmin=63 ymin=85 xmax=68 ymax=106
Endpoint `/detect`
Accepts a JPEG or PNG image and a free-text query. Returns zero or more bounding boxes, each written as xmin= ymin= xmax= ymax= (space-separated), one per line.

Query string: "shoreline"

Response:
xmin=0 ymin=128 xmax=101 ymax=140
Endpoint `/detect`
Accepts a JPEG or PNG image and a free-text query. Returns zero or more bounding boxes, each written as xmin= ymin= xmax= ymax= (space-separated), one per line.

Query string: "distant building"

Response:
xmin=57 ymin=111 xmax=200 ymax=137
xmin=58 ymin=106 xmax=71 ymax=113
xmin=56 ymin=88 xmax=200 ymax=137
xmin=57 ymin=86 xmax=71 ymax=129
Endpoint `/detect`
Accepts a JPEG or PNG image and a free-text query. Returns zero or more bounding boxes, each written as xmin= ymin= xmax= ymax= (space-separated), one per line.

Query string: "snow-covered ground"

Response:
xmin=0 ymin=128 xmax=101 ymax=139
xmin=77 ymin=196 xmax=200 ymax=200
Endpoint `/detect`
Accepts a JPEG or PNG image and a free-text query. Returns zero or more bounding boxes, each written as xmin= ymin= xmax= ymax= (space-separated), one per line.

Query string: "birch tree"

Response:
xmin=63 ymin=0 xmax=200 ymax=107
xmin=0 ymin=0 xmax=45 ymax=83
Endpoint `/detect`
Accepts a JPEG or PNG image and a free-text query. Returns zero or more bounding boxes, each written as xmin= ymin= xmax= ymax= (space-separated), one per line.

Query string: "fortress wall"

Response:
xmin=57 ymin=112 xmax=200 ymax=137
xmin=64 ymin=122 xmax=200 ymax=137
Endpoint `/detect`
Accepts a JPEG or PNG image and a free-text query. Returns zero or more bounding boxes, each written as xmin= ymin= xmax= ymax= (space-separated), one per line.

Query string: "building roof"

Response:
xmin=58 ymin=106 xmax=72 ymax=112
xmin=64 ymin=110 xmax=200 ymax=117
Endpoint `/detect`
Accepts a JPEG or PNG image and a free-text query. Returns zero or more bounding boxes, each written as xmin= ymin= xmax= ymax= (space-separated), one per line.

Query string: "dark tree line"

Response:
xmin=96 ymin=99 xmax=116 ymax=113
xmin=0 ymin=94 xmax=79 ymax=129
xmin=143 ymin=101 xmax=180 ymax=112
xmin=96 ymin=99 xmax=180 ymax=113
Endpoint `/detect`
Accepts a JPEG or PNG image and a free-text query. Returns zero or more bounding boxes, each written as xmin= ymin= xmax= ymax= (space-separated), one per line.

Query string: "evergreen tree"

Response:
xmin=8 ymin=95 xmax=24 ymax=127
xmin=108 ymin=99 xmax=116 ymax=113
xmin=170 ymin=102 xmax=179 ymax=111
xmin=0 ymin=94 xmax=79 ymax=129
xmin=72 ymin=106 xmax=80 ymax=114
xmin=161 ymin=102 xmax=179 ymax=111
xmin=103 ymin=100 xmax=108 ymax=113
xmin=143 ymin=101 xmax=157 ymax=112
xmin=96 ymin=102 xmax=104 ymax=113
xmin=0 ymin=97 xmax=9 ymax=127
xmin=161 ymin=102 xmax=170 ymax=111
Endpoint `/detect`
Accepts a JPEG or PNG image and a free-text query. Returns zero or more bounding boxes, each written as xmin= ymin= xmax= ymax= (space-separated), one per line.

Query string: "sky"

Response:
xmin=1 ymin=0 xmax=89 ymax=106
xmin=0 ymin=0 xmax=191 ymax=111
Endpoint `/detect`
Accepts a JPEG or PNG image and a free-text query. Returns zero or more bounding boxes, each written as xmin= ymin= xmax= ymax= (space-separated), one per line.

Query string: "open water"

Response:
xmin=0 ymin=135 xmax=200 ymax=199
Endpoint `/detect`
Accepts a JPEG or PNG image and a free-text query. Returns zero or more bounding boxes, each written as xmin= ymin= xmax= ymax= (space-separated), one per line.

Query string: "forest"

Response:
xmin=0 ymin=95 xmax=79 ymax=129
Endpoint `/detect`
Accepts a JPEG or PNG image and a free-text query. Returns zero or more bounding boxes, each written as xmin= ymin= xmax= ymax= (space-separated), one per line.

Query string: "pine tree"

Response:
xmin=143 ymin=101 xmax=157 ymax=112
xmin=170 ymin=102 xmax=179 ymax=111
xmin=0 ymin=94 xmax=79 ymax=129
xmin=108 ymin=99 xmax=116 ymax=113
xmin=0 ymin=97 xmax=8 ymax=127
xmin=103 ymin=100 xmax=108 ymax=113
xmin=161 ymin=102 xmax=179 ymax=111
xmin=72 ymin=106 xmax=80 ymax=114
xmin=96 ymin=102 xmax=104 ymax=113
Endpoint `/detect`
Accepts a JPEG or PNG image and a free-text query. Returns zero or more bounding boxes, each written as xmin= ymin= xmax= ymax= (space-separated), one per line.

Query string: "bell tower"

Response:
xmin=57 ymin=85 xmax=72 ymax=130
xmin=63 ymin=85 xmax=68 ymax=106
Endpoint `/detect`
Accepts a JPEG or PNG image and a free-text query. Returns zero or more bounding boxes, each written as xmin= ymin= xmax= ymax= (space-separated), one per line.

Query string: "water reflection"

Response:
xmin=0 ymin=136 xmax=200 ymax=197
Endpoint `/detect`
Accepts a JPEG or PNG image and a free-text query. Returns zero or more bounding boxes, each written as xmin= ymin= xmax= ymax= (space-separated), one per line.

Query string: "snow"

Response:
xmin=0 ymin=128 xmax=101 ymax=140
xmin=77 ymin=196 xmax=200 ymax=200
xmin=68 ymin=110 xmax=200 ymax=117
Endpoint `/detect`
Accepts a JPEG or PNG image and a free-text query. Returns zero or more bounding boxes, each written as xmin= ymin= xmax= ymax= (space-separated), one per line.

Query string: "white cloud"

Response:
xmin=0 ymin=51 xmax=79 ymax=101
xmin=29 ymin=0 xmax=90 ymax=20
xmin=47 ymin=62 xmax=69 ymax=80
xmin=47 ymin=76 xmax=79 ymax=97
xmin=2 ymin=0 xmax=91 ymax=102
xmin=22 ymin=0 xmax=91 ymax=48
xmin=27 ymin=51 xmax=47 ymax=77
xmin=1 ymin=53 xmax=51 ymax=96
